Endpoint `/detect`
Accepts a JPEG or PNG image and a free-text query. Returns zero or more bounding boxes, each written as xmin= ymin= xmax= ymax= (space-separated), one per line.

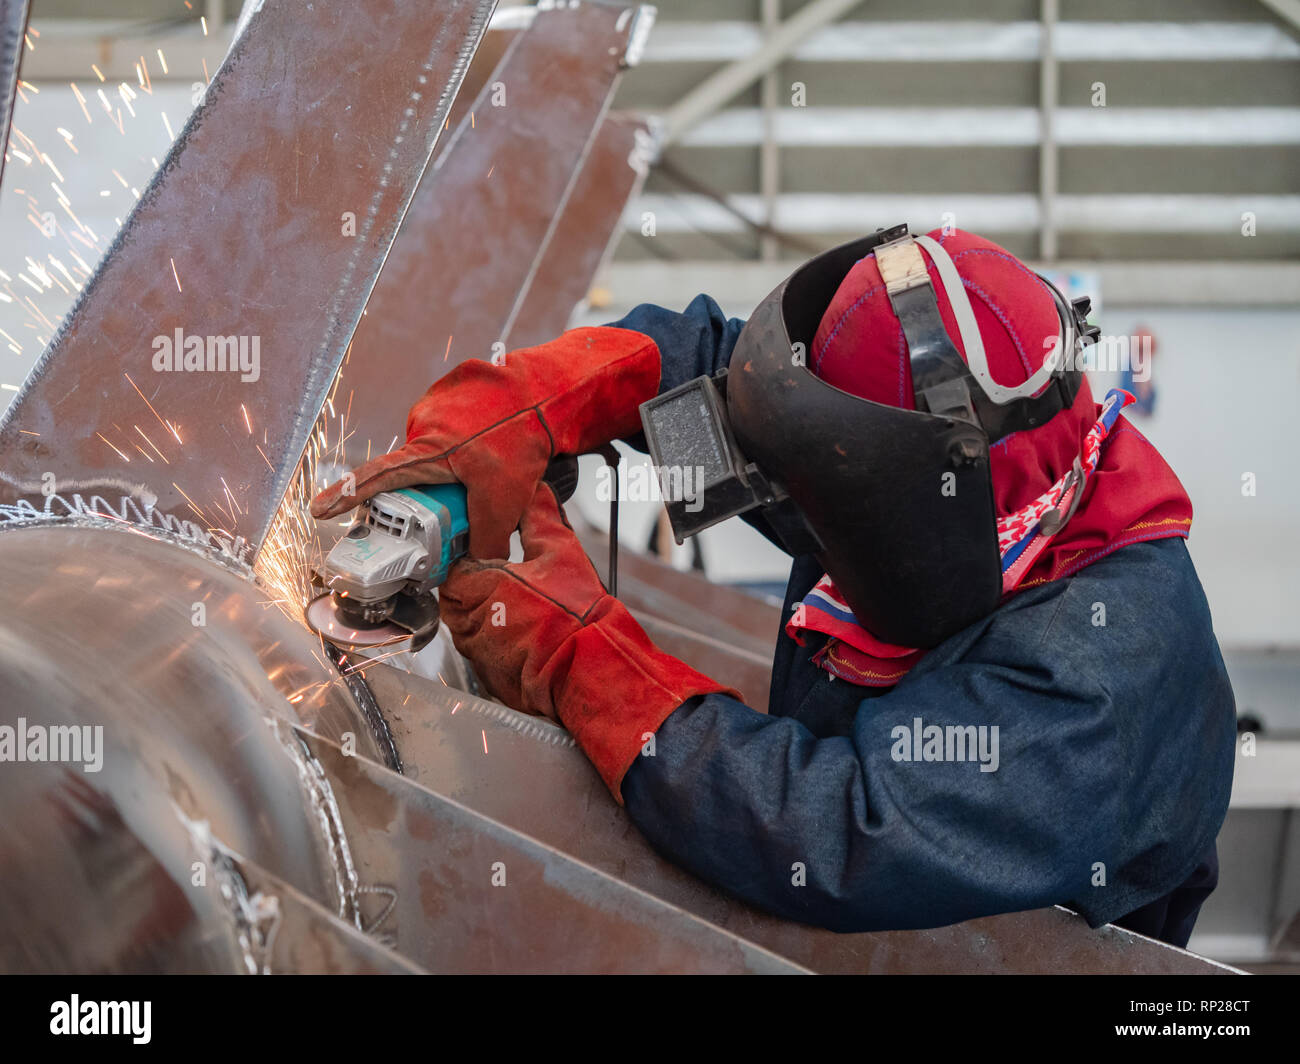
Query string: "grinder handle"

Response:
xmin=542 ymin=455 xmax=580 ymax=503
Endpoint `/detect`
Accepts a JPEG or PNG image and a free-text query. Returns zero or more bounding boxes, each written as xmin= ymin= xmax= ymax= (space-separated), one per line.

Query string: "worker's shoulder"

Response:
xmin=1044 ymin=534 xmax=1214 ymax=639
xmin=1001 ymin=535 xmax=1212 ymax=638
xmin=958 ymin=535 xmax=1225 ymax=687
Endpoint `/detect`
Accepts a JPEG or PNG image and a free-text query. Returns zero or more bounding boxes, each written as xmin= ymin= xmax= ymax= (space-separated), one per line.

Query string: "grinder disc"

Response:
xmin=304 ymin=593 xmax=412 ymax=650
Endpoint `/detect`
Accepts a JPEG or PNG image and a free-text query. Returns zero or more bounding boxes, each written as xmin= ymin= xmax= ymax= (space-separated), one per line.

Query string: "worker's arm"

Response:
xmin=621 ymin=537 xmax=1237 ymax=934
xmin=312 ymin=297 xmax=746 ymax=551
xmin=311 ymin=327 xmax=662 ymax=559
xmin=605 ymin=294 xmax=748 ymax=396
xmin=602 ymin=296 xmax=789 ymax=549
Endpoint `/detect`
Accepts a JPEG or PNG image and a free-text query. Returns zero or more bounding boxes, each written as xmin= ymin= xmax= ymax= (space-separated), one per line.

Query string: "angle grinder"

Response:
xmin=304 ymin=454 xmax=601 ymax=653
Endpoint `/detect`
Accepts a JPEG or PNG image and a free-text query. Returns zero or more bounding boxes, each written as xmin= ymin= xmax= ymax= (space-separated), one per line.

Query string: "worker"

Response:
xmin=312 ymin=226 xmax=1236 ymax=947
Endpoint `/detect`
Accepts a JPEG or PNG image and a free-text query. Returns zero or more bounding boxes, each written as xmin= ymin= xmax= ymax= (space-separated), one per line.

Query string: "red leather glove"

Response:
xmin=310 ymin=327 xmax=660 ymax=560
xmin=439 ymin=484 xmax=740 ymax=802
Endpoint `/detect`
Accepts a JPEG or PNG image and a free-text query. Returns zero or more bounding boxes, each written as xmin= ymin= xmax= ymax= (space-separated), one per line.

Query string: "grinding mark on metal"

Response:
xmin=328 ymin=644 xmax=404 ymax=774
xmin=452 ymin=691 xmax=578 ymax=749
xmin=0 ymin=490 xmax=249 ymax=561
xmin=173 ymin=807 xmax=282 ymax=975
xmin=269 ymin=716 xmax=364 ymax=930
xmin=0 ymin=500 xmax=258 ymax=579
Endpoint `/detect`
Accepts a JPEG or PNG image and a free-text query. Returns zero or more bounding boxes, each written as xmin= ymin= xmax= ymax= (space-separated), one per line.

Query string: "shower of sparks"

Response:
xmin=0 ymin=53 xmax=412 ymax=688
xmin=95 ymin=432 xmax=130 ymax=461
xmin=171 ymin=481 xmax=206 ymax=521
xmin=220 ymin=477 xmax=243 ymax=517
xmin=70 ymin=83 xmax=91 ymax=123
xmin=125 ymin=373 xmax=184 ymax=444
xmin=134 ymin=425 xmax=169 ymax=463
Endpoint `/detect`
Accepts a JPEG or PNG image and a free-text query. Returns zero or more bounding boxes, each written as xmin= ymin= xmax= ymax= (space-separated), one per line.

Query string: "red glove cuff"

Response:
xmin=542 ymin=599 xmax=740 ymax=803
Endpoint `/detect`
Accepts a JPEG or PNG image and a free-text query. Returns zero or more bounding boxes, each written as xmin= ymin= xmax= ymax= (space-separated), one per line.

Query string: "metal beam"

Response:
xmin=0 ymin=0 xmax=497 ymax=560
xmin=354 ymin=661 xmax=1239 ymax=974
xmin=658 ymin=0 xmax=860 ymax=148
xmin=758 ymin=0 xmax=780 ymax=262
xmin=0 ymin=0 xmax=30 ymax=191
xmin=295 ymin=725 xmax=809 ymax=974
xmin=588 ymin=260 xmax=1300 ymax=312
xmin=339 ymin=1 xmax=643 ymax=470
xmin=1258 ymin=0 xmax=1300 ymax=36
xmin=1038 ymin=0 xmax=1059 ymax=263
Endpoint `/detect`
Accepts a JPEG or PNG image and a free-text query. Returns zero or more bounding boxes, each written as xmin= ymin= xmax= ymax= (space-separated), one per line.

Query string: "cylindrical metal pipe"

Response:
xmin=0 ymin=521 xmax=380 ymax=971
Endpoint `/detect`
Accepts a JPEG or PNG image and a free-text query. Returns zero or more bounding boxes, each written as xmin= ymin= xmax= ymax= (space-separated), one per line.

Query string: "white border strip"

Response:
xmin=643 ymin=20 xmax=1300 ymax=63
xmin=675 ymin=107 xmax=1300 ymax=147
xmin=627 ymin=193 xmax=1300 ymax=233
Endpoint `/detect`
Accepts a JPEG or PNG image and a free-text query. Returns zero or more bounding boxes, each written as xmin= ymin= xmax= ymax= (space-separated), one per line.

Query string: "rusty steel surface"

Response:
xmin=295 ymin=725 xmax=808 ymax=974
xmin=0 ymin=0 xmax=497 ymax=559
xmin=340 ymin=2 xmax=648 ymax=466
xmin=358 ymin=660 xmax=1239 ymax=974
xmin=506 ymin=111 xmax=654 ymax=348
xmin=442 ymin=23 xmax=521 ymax=139
xmin=0 ymin=0 xmax=27 ymax=192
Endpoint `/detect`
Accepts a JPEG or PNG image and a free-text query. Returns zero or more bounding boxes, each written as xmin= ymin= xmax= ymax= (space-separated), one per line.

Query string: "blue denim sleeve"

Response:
xmin=604 ymin=294 xmax=748 ymax=393
xmin=621 ymin=538 xmax=1237 ymax=933
xmin=603 ymin=296 xmax=787 ymax=550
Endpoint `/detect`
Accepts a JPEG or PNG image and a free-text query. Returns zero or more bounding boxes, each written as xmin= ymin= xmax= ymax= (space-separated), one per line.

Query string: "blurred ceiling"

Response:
xmin=13 ymin=0 xmax=1300 ymax=305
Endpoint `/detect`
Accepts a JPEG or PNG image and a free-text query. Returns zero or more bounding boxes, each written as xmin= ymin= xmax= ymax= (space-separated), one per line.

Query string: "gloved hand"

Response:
xmin=310 ymin=327 xmax=660 ymax=560
xmin=439 ymin=483 xmax=740 ymax=802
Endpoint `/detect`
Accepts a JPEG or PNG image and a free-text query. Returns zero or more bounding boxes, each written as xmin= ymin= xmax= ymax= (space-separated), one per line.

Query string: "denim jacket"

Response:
xmin=610 ymin=296 xmax=1237 ymax=947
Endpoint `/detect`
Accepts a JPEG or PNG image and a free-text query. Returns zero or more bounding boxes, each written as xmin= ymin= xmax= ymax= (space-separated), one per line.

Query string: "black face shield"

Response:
xmin=639 ymin=225 xmax=1096 ymax=649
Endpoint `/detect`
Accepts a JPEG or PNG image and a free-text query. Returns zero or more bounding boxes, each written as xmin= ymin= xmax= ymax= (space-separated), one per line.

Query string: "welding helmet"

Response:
xmin=639 ymin=224 xmax=1098 ymax=648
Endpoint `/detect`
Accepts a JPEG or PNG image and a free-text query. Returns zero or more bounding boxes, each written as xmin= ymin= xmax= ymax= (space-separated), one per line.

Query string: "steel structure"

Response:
xmin=341 ymin=1 xmax=653 ymax=468
xmin=0 ymin=0 xmax=497 ymax=558
xmin=0 ymin=0 xmax=1240 ymax=974
xmin=0 ymin=0 xmax=27 ymax=191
